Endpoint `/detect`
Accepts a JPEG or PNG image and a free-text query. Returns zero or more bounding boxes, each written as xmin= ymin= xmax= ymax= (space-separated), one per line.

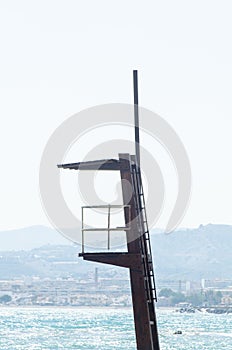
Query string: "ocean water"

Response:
xmin=0 ymin=307 xmax=231 ymax=350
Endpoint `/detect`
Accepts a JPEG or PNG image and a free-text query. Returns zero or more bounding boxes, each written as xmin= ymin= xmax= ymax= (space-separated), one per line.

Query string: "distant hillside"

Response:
xmin=0 ymin=224 xmax=231 ymax=280
xmin=152 ymin=224 xmax=232 ymax=280
xmin=0 ymin=225 xmax=71 ymax=250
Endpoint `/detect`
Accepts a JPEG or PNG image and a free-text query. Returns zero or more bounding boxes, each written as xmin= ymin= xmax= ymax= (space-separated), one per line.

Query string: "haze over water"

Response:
xmin=0 ymin=307 xmax=231 ymax=349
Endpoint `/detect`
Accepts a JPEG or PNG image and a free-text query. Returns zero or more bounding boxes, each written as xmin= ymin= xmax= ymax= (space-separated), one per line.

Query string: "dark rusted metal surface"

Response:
xmin=119 ymin=154 xmax=160 ymax=350
xmin=79 ymin=252 xmax=142 ymax=270
xmin=133 ymin=70 xmax=140 ymax=168
xmin=57 ymin=159 xmax=120 ymax=171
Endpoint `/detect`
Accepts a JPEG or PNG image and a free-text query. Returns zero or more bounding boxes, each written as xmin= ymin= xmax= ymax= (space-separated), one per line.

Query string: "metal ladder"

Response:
xmin=131 ymin=163 xmax=158 ymax=306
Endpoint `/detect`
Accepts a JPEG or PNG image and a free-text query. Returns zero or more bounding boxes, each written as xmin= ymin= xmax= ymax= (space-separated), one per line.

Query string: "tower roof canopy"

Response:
xmin=57 ymin=158 xmax=120 ymax=171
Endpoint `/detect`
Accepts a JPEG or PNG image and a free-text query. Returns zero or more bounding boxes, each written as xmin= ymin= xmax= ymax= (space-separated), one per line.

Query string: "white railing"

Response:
xmin=81 ymin=205 xmax=131 ymax=253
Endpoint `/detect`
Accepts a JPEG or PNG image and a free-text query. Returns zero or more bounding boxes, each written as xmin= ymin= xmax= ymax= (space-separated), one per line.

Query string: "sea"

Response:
xmin=0 ymin=307 xmax=231 ymax=350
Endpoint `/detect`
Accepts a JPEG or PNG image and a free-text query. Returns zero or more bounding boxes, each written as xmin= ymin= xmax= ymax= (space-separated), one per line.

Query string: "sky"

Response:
xmin=0 ymin=0 xmax=232 ymax=232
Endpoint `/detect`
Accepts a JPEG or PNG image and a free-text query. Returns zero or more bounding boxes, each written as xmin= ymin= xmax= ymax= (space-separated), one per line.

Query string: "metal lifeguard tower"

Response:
xmin=58 ymin=71 xmax=160 ymax=350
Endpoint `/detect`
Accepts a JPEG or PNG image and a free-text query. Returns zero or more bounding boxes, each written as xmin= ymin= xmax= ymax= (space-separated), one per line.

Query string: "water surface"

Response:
xmin=0 ymin=307 xmax=231 ymax=349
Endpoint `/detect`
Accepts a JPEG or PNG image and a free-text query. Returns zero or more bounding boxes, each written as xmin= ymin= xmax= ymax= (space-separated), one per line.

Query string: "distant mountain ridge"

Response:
xmin=0 ymin=225 xmax=70 ymax=251
xmin=152 ymin=223 xmax=232 ymax=280
xmin=0 ymin=224 xmax=231 ymax=280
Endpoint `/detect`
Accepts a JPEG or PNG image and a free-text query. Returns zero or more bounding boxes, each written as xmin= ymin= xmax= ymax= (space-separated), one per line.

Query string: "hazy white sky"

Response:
xmin=0 ymin=0 xmax=232 ymax=231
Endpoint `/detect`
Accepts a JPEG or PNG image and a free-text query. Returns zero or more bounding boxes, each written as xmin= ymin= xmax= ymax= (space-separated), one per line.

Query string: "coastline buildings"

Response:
xmin=0 ymin=244 xmax=232 ymax=308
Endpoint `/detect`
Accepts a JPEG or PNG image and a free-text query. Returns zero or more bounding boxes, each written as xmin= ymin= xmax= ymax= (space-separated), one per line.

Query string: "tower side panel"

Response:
xmin=119 ymin=154 xmax=155 ymax=350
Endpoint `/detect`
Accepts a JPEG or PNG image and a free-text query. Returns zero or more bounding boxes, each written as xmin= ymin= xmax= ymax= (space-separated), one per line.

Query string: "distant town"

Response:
xmin=0 ymin=244 xmax=232 ymax=310
xmin=1 ymin=274 xmax=232 ymax=310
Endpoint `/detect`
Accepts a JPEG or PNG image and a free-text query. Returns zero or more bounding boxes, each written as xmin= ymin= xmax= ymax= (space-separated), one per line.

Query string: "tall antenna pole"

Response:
xmin=133 ymin=70 xmax=140 ymax=168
